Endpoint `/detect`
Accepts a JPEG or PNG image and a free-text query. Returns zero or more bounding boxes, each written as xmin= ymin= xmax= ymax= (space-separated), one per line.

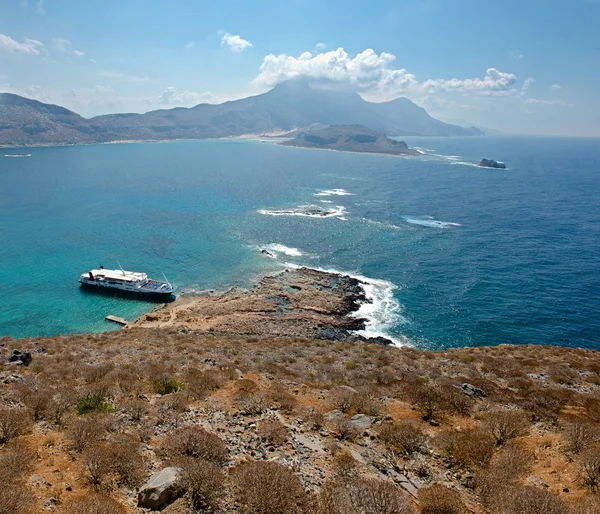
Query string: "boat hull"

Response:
xmin=79 ymin=281 xmax=176 ymax=301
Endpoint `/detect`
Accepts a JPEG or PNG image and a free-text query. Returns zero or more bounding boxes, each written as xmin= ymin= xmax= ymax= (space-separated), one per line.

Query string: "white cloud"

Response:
xmin=551 ymin=84 xmax=562 ymax=90
xmin=100 ymin=70 xmax=150 ymax=83
xmin=74 ymin=50 xmax=85 ymax=57
xmin=159 ymin=87 xmax=217 ymax=106
xmin=254 ymin=47 xmax=520 ymax=102
xmin=185 ymin=41 xmax=195 ymax=49
xmin=51 ymin=38 xmax=71 ymax=52
xmin=221 ymin=32 xmax=253 ymax=53
xmin=521 ymin=77 xmax=535 ymax=92
xmin=0 ymin=33 xmax=44 ymax=55
xmin=524 ymin=98 xmax=567 ymax=106
xmin=315 ymin=42 xmax=326 ymax=51
xmin=510 ymin=50 xmax=525 ymax=60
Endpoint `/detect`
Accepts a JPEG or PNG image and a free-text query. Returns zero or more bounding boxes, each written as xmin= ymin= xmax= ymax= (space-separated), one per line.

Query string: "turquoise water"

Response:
xmin=1 ymin=137 xmax=599 ymax=350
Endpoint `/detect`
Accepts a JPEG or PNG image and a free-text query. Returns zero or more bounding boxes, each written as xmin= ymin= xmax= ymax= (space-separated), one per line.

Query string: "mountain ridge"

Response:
xmin=0 ymin=81 xmax=482 ymax=147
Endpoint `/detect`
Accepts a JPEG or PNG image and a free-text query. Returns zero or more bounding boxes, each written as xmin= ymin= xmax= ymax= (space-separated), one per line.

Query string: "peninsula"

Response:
xmin=280 ymin=124 xmax=421 ymax=156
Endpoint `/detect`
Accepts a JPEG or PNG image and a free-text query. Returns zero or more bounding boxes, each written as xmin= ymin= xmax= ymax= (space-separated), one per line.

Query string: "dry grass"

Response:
xmin=2 ymin=328 xmax=600 ymax=512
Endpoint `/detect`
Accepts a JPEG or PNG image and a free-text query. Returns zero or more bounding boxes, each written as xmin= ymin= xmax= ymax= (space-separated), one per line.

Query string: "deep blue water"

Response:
xmin=1 ymin=136 xmax=599 ymax=350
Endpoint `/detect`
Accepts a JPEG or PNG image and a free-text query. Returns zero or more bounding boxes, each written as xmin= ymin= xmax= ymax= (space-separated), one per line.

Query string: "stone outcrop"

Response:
xmin=137 ymin=467 xmax=183 ymax=510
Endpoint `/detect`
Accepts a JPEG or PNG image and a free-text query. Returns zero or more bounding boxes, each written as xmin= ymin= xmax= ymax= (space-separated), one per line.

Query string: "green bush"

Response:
xmin=153 ymin=377 xmax=184 ymax=395
xmin=75 ymin=394 xmax=115 ymax=416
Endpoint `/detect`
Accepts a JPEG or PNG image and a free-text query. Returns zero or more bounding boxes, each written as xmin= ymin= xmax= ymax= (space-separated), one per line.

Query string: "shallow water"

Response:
xmin=1 ymin=136 xmax=599 ymax=350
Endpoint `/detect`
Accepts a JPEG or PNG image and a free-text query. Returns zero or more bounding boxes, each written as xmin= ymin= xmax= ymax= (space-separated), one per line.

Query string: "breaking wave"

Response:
xmin=403 ymin=216 xmax=462 ymax=228
xmin=283 ymin=263 xmax=409 ymax=347
xmin=258 ymin=204 xmax=347 ymax=219
xmin=314 ymin=188 xmax=353 ymax=197
xmin=261 ymin=244 xmax=303 ymax=257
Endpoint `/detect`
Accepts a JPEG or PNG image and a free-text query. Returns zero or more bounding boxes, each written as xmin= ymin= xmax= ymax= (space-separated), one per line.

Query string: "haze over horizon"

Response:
xmin=1 ymin=0 xmax=599 ymax=136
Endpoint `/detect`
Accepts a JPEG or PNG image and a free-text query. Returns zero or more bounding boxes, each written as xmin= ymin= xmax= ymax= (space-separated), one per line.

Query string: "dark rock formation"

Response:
xmin=479 ymin=158 xmax=506 ymax=169
xmin=8 ymin=349 xmax=32 ymax=366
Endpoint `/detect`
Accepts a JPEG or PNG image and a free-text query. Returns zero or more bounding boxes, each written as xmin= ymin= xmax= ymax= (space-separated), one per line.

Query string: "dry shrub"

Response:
xmin=476 ymin=443 xmax=533 ymax=506
xmin=47 ymin=389 xmax=76 ymax=426
xmin=549 ymin=364 xmax=579 ymax=385
xmin=378 ymin=420 xmax=428 ymax=456
xmin=571 ymin=494 xmax=600 ymax=514
xmin=156 ymin=391 xmax=189 ymax=420
xmin=330 ymin=416 xmax=359 ymax=441
xmin=563 ymin=421 xmax=600 ymax=454
xmin=14 ymin=382 xmax=54 ymax=421
xmin=0 ymin=483 xmax=34 ymax=514
xmin=299 ymin=407 xmax=325 ymax=430
xmin=331 ymin=451 xmax=359 ymax=481
xmin=268 ymin=383 xmax=297 ymax=412
xmin=185 ymin=368 xmax=224 ymax=400
xmin=581 ymin=445 xmax=600 ymax=491
xmin=436 ymin=428 xmax=495 ymax=469
xmin=232 ymin=460 xmax=307 ymax=514
xmin=491 ymin=485 xmax=566 ymax=514
xmin=412 ymin=385 xmax=446 ymax=421
xmin=483 ymin=409 xmax=529 ymax=445
xmin=121 ymin=398 xmax=149 ymax=422
xmin=160 ymin=426 xmax=228 ymax=465
xmin=419 ymin=485 xmax=466 ymax=514
xmin=311 ymin=479 xmax=415 ymax=514
xmin=0 ymin=407 xmax=33 ymax=444
xmin=67 ymin=414 xmax=111 ymax=453
xmin=83 ymin=435 xmax=145 ymax=489
xmin=330 ymin=386 xmax=359 ymax=414
xmin=257 ymin=418 xmax=288 ymax=446
xmin=521 ymin=390 xmax=562 ymax=423
xmin=61 ymin=493 xmax=127 ymax=514
xmin=445 ymin=386 xmax=474 ymax=416
xmin=0 ymin=441 xmax=37 ymax=482
xmin=180 ymin=457 xmax=224 ymax=511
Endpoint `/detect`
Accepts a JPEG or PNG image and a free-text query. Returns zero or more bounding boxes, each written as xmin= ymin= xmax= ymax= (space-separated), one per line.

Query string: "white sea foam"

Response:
xmin=320 ymin=200 xmax=334 ymax=204
xmin=450 ymin=161 xmax=482 ymax=168
xmin=4 ymin=154 xmax=31 ymax=158
xmin=262 ymin=243 xmax=303 ymax=257
xmin=403 ymin=216 xmax=462 ymax=228
xmin=258 ymin=204 xmax=347 ymax=218
xmin=283 ymin=263 xmax=409 ymax=347
xmin=362 ymin=218 xmax=403 ymax=230
xmin=314 ymin=188 xmax=354 ymax=197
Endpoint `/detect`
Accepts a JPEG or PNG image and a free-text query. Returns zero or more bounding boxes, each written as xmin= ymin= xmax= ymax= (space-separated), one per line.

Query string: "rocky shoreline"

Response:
xmin=134 ymin=267 xmax=393 ymax=345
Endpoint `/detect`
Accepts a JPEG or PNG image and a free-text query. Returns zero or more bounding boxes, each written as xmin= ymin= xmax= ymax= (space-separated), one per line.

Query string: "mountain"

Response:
xmin=0 ymin=81 xmax=482 ymax=147
xmin=281 ymin=124 xmax=421 ymax=155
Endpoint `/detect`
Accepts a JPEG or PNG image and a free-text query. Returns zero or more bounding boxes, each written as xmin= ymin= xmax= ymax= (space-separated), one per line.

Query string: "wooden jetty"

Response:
xmin=105 ymin=315 xmax=129 ymax=326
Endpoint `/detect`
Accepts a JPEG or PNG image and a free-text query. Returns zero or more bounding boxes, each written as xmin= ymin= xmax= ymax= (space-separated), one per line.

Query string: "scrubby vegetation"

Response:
xmin=1 ymin=328 xmax=600 ymax=512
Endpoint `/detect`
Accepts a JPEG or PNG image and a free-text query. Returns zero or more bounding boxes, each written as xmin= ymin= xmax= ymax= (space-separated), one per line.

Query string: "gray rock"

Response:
xmin=461 ymin=383 xmax=487 ymax=398
xmin=350 ymin=414 xmax=372 ymax=431
xmin=137 ymin=467 xmax=183 ymax=510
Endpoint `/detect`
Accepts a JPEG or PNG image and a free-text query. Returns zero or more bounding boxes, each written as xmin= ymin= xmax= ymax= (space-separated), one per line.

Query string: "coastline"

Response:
xmin=276 ymin=141 xmax=424 ymax=158
xmin=133 ymin=266 xmax=402 ymax=346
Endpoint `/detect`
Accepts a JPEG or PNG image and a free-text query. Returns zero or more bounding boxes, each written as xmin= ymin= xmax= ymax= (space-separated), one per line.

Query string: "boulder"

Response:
xmin=461 ymin=383 xmax=487 ymax=398
xmin=350 ymin=414 xmax=372 ymax=432
xmin=479 ymin=158 xmax=506 ymax=169
xmin=8 ymin=350 xmax=32 ymax=366
xmin=137 ymin=467 xmax=183 ymax=511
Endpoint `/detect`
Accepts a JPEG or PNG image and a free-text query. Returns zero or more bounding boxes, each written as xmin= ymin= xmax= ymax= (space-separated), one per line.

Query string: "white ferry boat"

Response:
xmin=79 ymin=266 xmax=176 ymax=298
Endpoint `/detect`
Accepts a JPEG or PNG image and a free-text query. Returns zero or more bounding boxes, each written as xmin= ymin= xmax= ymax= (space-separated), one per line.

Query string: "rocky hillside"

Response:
xmin=0 ymin=80 xmax=482 ymax=147
xmin=2 ymin=329 xmax=600 ymax=513
xmin=281 ymin=124 xmax=421 ymax=156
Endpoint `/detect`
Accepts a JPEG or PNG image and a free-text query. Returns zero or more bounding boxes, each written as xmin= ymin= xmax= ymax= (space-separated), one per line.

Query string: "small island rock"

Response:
xmin=479 ymin=158 xmax=506 ymax=169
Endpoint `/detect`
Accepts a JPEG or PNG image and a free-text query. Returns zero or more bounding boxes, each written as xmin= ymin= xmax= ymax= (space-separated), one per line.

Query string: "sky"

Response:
xmin=1 ymin=0 xmax=599 ymax=136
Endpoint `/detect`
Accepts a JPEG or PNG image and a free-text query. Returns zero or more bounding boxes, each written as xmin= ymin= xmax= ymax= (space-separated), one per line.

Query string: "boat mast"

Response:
xmin=117 ymin=259 xmax=126 ymax=275
xmin=162 ymin=272 xmax=172 ymax=289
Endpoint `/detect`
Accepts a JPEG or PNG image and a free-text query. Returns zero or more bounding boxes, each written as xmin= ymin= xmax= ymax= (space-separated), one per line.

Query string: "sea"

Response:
xmin=1 ymin=136 xmax=599 ymax=350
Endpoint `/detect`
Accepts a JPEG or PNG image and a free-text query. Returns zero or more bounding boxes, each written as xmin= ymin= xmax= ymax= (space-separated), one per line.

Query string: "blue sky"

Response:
xmin=1 ymin=0 xmax=599 ymax=135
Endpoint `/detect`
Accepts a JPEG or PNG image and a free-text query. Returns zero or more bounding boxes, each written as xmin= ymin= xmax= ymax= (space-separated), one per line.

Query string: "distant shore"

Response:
xmin=134 ymin=267 xmax=395 ymax=346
